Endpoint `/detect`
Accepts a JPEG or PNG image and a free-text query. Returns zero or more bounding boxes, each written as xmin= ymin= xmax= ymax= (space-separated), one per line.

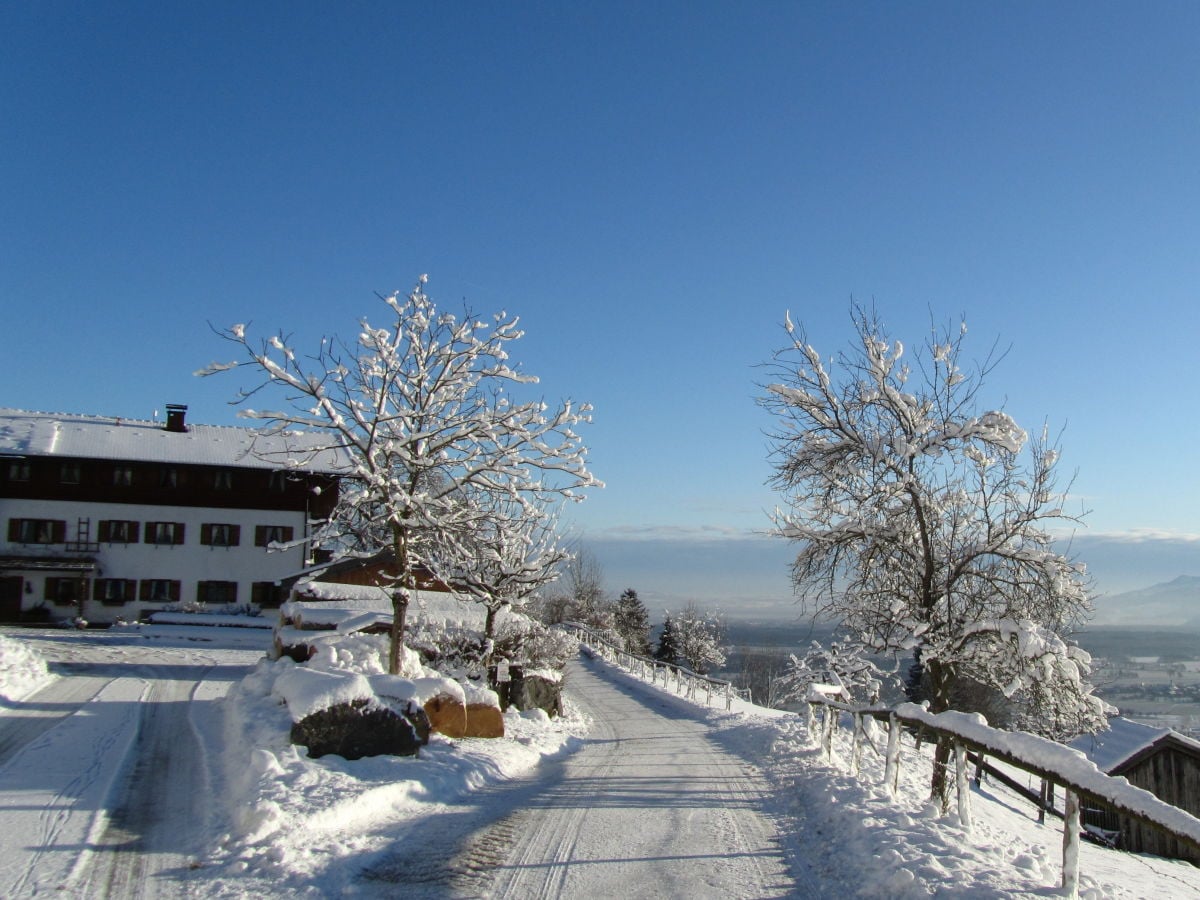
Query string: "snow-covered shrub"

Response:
xmin=778 ymin=640 xmax=898 ymax=706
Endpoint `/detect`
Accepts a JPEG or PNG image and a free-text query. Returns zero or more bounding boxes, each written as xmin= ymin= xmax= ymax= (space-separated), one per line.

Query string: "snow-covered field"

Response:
xmin=1 ymin=625 xmax=1199 ymax=897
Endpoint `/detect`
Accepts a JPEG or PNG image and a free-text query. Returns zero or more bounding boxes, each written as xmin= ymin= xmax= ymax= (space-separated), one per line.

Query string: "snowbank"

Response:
xmin=207 ymin=654 xmax=587 ymax=894
xmin=0 ymin=634 xmax=53 ymax=702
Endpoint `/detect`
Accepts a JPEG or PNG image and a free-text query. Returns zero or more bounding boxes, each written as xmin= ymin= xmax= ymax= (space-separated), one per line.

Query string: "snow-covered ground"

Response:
xmin=1 ymin=625 xmax=1199 ymax=897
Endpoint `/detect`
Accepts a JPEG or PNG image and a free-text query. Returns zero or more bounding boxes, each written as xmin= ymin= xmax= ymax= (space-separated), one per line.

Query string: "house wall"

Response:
xmin=1 ymin=450 xmax=339 ymax=622
xmin=0 ymin=498 xmax=310 ymax=621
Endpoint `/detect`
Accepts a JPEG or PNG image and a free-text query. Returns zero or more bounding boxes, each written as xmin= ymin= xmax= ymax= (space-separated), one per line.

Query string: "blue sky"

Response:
xmin=3 ymin=2 xmax=1199 ymax=619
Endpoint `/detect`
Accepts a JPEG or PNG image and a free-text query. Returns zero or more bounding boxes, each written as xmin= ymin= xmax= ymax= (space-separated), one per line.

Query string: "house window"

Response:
xmin=7 ymin=461 xmax=30 ymax=482
xmin=145 ymin=521 xmax=185 ymax=545
xmin=268 ymin=470 xmax=288 ymax=492
xmin=255 ymin=525 xmax=295 ymax=547
xmin=8 ymin=518 xmax=66 ymax=544
xmin=99 ymin=520 xmax=139 ymax=543
xmin=140 ymin=579 xmax=181 ymax=603
xmin=94 ymin=578 xmax=135 ymax=605
xmin=251 ymin=581 xmax=286 ymax=608
xmin=112 ymin=466 xmax=133 ymax=487
xmin=60 ymin=462 xmax=81 ymax=484
xmin=212 ymin=470 xmax=233 ymax=490
xmin=197 ymin=581 xmax=237 ymax=605
xmin=160 ymin=467 xmax=178 ymax=488
xmin=200 ymin=523 xmax=240 ymax=547
xmin=45 ymin=577 xmax=86 ymax=605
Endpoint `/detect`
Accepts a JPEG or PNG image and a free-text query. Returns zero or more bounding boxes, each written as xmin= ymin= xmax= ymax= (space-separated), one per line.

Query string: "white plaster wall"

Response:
xmin=1 ymin=498 xmax=310 ymax=620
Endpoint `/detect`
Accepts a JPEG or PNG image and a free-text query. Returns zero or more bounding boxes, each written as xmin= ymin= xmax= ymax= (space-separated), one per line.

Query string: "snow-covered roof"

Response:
xmin=1069 ymin=717 xmax=1171 ymax=773
xmin=0 ymin=408 xmax=351 ymax=473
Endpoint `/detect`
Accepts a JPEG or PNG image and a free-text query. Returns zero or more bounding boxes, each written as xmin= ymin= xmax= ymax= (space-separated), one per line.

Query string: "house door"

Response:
xmin=0 ymin=577 xmax=24 ymax=621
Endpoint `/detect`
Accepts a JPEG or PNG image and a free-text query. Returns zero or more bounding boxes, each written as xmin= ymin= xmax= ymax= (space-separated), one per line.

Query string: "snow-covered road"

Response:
xmin=356 ymin=653 xmax=797 ymax=898
xmin=473 ymin=654 xmax=796 ymax=898
xmin=0 ymin=627 xmax=266 ymax=898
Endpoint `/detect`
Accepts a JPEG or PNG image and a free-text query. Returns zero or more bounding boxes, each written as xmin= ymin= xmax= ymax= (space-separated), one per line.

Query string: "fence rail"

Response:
xmin=805 ymin=692 xmax=1200 ymax=898
xmin=558 ymin=621 xmax=735 ymax=710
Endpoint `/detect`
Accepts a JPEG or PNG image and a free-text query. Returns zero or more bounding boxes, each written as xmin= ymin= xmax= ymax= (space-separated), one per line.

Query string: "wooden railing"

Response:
xmin=805 ymin=691 xmax=1200 ymax=898
xmin=559 ymin=621 xmax=736 ymax=710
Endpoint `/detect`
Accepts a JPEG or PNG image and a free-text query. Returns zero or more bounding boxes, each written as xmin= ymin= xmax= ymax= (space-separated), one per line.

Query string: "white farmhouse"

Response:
xmin=0 ymin=405 xmax=348 ymax=623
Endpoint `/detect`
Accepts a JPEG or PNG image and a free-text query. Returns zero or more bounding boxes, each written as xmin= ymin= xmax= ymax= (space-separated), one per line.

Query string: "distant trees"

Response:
xmin=199 ymin=275 xmax=599 ymax=673
xmin=654 ymin=615 xmax=681 ymax=667
xmin=614 ymin=588 xmax=653 ymax=656
xmin=761 ymin=306 xmax=1106 ymax=803
xmin=670 ymin=602 xmax=726 ymax=675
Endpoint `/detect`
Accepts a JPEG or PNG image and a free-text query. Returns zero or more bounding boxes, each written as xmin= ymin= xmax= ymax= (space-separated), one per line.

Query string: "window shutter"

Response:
xmin=230 ymin=525 xmax=241 ymax=546
xmin=144 ymin=523 xmax=156 ymax=544
xmin=200 ymin=524 xmax=212 ymax=545
xmin=7 ymin=520 xmax=17 ymax=542
xmin=98 ymin=521 xmax=111 ymax=542
xmin=128 ymin=521 xmax=139 ymax=543
xmin=171 ymin=581 xmax=180 ymax=601
xmin=93 ymin=580 xmax=103 ymax=601
xmin=139 ymin=580 xmax=150 ymax=601
xmin=174 ymin=523 xmax=185 ymax=545
xmin=254 ymin=525 xmax=266 ymax=547
xmin=52 ymin=520 xmax=66 ymax=543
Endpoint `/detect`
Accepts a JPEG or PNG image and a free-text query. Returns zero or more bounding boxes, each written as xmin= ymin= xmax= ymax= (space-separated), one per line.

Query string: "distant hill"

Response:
xmin=1092 ymin=575 xmax=1200 ymax=627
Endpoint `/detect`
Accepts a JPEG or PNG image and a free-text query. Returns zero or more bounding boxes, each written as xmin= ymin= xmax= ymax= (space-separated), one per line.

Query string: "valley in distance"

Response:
xmin=717 ymin=576 xmax=1200 ymax=739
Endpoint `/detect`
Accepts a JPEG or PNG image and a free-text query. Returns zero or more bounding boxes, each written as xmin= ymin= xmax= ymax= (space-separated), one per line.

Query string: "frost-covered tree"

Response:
xmin=761 ymin=306 xmax=1105 ymax=801
xmin=613 ymin=588 xmax=652 ymax=656
xmin=672 ymin=602 xmax=726 ymax=675
xmin=198 ymin=275 xmax=599 ymax=673
xmin=654 ymin=615 xmax=681 ymax=667
xmin=429 ymin=492 xmax=570 ymax=666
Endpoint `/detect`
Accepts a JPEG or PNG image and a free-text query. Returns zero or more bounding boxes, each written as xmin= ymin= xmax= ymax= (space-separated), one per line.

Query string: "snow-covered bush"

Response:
xmin=778 ymin=640 xmax=898 ymax=706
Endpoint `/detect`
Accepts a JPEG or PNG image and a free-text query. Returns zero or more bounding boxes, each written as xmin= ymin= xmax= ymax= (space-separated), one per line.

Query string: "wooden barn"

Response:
xmin=1072 ymin=718 xmax=1200 ymax=862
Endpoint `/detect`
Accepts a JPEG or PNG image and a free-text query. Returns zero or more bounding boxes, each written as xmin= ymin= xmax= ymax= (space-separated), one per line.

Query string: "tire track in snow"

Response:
xmin=470 ymin=656 xmax=795 ymax=899
xmin=0 ymin=677 xmax=148 ymax=897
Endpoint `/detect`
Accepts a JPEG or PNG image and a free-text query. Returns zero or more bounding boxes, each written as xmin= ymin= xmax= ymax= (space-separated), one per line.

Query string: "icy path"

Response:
xmin=356 ymin=653 xmax=797 ymax=898
xmin=0 ymin=628 xmax=265 ymax=898
xmin=476 ymin=655 xmax=796 ymax=898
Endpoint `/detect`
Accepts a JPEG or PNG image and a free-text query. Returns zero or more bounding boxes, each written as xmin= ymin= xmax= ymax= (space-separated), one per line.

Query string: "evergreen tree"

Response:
xmin=654 ymin=615 xmax=681 ymax=666
xmin=614 ymin=588 xmax=652 ymax=656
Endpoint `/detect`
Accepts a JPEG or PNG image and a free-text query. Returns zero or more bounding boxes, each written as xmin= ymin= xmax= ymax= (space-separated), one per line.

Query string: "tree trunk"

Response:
xmin=388 ymin=521 xmax=412 ymax=675
xmin=927 ymin=657 xmax=954 ymax=810
xmin=389 ymin=589 xmax=409 ymax=675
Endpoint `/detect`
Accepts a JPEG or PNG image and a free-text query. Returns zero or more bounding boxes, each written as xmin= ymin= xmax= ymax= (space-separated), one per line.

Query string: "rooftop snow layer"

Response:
xmin=0 ymin=408 xmax=351 ymax=472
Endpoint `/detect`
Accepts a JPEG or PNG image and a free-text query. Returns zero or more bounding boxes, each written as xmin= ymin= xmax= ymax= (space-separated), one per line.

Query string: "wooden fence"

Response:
xmin=805 ymin=692 xmax=1200 ymax=898
xmin=559 ymin=621 xmax=736 ymax=710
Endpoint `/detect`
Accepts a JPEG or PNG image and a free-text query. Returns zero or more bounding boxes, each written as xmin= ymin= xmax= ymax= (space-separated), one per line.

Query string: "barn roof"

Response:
xmin=0 ymin=407 xmax=351 ymax=474
xmin=1070 ymin=716 xmax=1200 ymax=774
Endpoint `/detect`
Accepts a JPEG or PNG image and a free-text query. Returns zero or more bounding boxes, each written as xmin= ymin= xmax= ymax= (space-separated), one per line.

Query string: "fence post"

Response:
xmin=1062 ymin=789 xmax=1081 ymax=899
xmin=725 ymin=681 xmax=732 ymax=710
xmin=850 ymin=713 xmax=863 ymax=775
xmin=884 ymin=713 xmax=901 ymax=797
xmin=955 ymin=741 xmax=972 ymax=830
xmin=823 ymin=705 xmax=836 ymax=761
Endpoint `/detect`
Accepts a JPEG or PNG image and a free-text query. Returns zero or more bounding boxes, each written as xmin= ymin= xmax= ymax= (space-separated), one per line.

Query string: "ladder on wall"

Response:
xmin=65 ymin=518 xmax=100 ymax=553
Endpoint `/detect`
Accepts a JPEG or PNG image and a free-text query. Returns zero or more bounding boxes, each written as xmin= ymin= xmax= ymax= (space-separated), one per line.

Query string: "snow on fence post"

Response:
xmin=823 ymin=705 xmax=836 ymax=761
xmin=725 ymin=680 xmax=732 ymax=711
xmin=850 ymin=713 xmax=863 ymax=775
xmin=884 ymin=712 xmax=901 ymax=797
xmin=1062 ymin=789 xmax=1081 ymax=899
xmin=955 ymin=741 xmax=972 ymax=830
